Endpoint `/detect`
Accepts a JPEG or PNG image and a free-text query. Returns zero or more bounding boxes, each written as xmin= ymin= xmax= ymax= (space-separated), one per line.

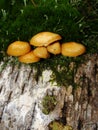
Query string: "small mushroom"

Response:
xmin=33 ymin=47 xmax=50 ymax=59
xmin=30 ymin=32 xmax=62 ymax=47
xmin=7 ymin=41 xmax=31 ymax=56
xmin=47 ymin=42 xmax=61 ymax=55
xmin=18 ymin=51 xmax=40 ymax=63
xmin=61 ymin=42 xmax=86 ymax=57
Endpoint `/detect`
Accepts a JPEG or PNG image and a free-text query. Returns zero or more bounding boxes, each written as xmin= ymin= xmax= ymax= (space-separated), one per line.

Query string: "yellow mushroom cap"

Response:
xmin=61 ymin=42 xmax=86 ymax=57
xmin=7 ymin=41 xmax=31 ymax=56
xmin=47 ymin=42 xmax=61 ymax=55
xmin=18 ymin=51 xmax=40 ymax=63
xmin=33 ymin=47 xmax=50 ymax=59
xmin=30 ymin=32 xmax=62 ymax=47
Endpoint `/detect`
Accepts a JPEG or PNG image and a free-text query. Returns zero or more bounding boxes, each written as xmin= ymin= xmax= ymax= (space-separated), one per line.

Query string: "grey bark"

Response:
xmin=61 ymin=54 xmax=98 ymax=130
xmin=0 ymin=54 xmax=98 ymax=130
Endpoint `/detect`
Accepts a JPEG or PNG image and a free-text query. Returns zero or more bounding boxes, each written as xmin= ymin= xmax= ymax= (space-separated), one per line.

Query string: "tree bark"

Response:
xmin=60 ymin=53 xmax=98 ymax=130
xmin=0 ymin=54 xmax=98 ymax=130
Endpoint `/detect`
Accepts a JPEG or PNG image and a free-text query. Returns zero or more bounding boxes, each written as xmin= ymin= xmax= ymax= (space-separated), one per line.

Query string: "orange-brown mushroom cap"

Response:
xmin=47 ymin=42 xmax=61 ymax=55
xmin=18 ymin=51 xmax=40 ymax=63
xmin=33 ymin=47 xmax=50 ymax=59
xmin=30 ymin=32 xmax=62 ymax=47
xmin=61 ymin=42 xmax=86 ymax=57
xmin=7 ymin=41 xmax=31 ymax=56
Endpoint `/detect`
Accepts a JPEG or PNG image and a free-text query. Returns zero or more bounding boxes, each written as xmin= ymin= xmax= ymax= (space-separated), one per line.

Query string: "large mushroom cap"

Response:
xmin=47 ymin=42 xmax=61 ymax=55
xmin=61 ymin=42 xmax=86 ymax=57
xmin=33 ymin=47 xmax=50 ymax=59
xmin=18 ymin=51 xmax=40 ymax=63
xmin=7 ymin=41 xmax=31 ymax=56
xmin=30 ymin=32 xmax=62 ymax=47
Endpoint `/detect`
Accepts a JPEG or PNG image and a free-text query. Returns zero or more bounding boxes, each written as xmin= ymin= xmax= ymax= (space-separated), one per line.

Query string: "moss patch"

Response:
xmin=42 ymin=94 xmax=57 ymax=115
xmin=49 ymin=121 xmax=73 ymax=130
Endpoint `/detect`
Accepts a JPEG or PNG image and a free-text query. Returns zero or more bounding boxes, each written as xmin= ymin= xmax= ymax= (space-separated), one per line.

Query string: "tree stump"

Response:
xmin=0 ymin=54 xmax=98 ymax=130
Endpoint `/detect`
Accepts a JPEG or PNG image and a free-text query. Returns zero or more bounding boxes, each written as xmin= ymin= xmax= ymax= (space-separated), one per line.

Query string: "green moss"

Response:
xmin=32 ymin=55 xmax=85 ymax=87
xmin=49 ymin=121 xmax=64 ymax=130
xmin=42 ymin=94 xmax=57 ymax=115
xmin=49 ymin=121 xmax=73 ymax=130
xmin=0 ymin=0 xmax=98 ymax=87
xmin=0 ymin=0 xmax=83 ymax=58
xmin=0 ymin=0 xmax=98 ymax=53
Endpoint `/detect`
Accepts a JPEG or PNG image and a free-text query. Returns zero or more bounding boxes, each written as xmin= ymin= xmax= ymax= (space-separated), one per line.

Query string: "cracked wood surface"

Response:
xmin=0 ymin=54 xmax=98 ymax=130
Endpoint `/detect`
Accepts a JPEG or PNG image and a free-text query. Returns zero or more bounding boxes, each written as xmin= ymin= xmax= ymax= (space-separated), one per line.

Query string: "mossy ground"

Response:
xmin=0 ymin=0 xmax=98 ymax=86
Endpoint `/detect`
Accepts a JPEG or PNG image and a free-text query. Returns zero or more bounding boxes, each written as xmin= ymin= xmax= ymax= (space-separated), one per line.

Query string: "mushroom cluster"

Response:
xmin=7 ymin=31 xmax=86 ymax=63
